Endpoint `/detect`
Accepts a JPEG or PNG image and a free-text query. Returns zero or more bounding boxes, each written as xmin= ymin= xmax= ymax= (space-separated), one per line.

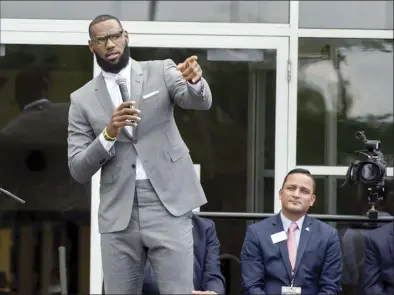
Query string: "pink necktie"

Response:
xmin=287 ymin=222 xmax=298 ymax=272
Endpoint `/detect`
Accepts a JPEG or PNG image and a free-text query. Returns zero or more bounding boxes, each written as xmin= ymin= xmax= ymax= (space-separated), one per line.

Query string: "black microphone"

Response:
xmin=116 ymin=77 xmax=135 ymax=122
xmin=116 ymin=77 xmax=137 ymax=140
xmin=116 ymin=77 xmax=131 ymax=104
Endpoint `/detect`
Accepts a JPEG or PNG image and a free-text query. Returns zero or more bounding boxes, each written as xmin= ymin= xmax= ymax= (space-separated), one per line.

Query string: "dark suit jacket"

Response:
xmin=142 ymin=215 xmax=225 ymax=294
xmin=340 ymin=212 xmax=392 ymax=288
xmin=362 ymin=222 xmax=394 ymax=294
xmin=240 ymin=213 xmax=342 ymax=294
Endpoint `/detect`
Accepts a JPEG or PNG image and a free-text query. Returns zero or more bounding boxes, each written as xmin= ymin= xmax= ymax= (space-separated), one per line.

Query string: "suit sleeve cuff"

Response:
xmin=205 ymin=282 xmax=225 ymax=294
xmin=99 ymin=132 xmax=116 ymax=155
xmin=187 ymin=80 xmax=203 ymax=92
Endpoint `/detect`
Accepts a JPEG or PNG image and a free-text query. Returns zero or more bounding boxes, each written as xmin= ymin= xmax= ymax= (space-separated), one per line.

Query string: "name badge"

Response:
xmin=271 ymin=231 xmax=287 ymax=244
xmin=281 ymin=286 xmax=302 ymax=294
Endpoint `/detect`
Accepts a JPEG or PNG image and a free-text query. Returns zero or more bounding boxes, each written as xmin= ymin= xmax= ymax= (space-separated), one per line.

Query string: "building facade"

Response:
xmin=0 ymin=1 xmax=393 ymax=294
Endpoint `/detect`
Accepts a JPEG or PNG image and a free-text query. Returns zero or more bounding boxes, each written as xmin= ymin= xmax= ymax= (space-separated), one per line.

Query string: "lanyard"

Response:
xmin=290 ymin=271 xmax=295 ymax=288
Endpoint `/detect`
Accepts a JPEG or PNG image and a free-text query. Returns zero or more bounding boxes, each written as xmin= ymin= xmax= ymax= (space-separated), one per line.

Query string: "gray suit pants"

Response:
xmin=101 ymin=179 xmax=194 ymax=294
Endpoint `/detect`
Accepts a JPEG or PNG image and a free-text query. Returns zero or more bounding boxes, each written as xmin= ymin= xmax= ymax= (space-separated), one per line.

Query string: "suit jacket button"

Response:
xmin=131 ymin=164 xmax=136 ymax=169
xmin=133 ymin=139 xmax=138 ymax=144
xmin=99 ymin=159 xmax=105 ymax=164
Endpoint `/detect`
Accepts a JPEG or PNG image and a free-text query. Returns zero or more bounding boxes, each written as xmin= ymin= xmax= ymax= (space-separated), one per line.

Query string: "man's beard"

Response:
xmin=94 ymin=44 xmax=130 ymax=74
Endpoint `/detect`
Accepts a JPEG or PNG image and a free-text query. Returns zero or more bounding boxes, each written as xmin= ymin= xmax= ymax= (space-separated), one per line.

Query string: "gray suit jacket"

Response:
xmin=67 ymin=58 xmax=212 ymax=233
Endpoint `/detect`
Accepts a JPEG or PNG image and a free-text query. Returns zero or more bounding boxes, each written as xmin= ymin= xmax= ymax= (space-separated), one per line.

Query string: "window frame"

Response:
xmin=1 ymin=2 xmax=393 ymax=293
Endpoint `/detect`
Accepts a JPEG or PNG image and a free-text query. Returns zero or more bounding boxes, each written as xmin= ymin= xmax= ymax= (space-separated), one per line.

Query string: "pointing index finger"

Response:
xmin=186 ymin=55 xmax=198 ymax=64
xmin=176 ymin=62 xmax=185 ymax=71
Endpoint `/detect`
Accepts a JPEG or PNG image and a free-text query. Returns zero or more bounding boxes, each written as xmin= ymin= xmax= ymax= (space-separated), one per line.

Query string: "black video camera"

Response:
xmin=345 ymin=131 xmax=387 ymax=219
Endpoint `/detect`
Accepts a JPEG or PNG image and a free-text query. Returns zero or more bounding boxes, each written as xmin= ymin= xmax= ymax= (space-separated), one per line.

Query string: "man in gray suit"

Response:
xmin=67 ymin=14 xmax=212 ymax=294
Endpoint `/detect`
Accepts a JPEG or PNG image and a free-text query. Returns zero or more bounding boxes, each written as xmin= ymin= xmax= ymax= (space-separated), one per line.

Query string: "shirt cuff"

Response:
xmin=99 ymin=132 xmax=116 ymax=153
xmin=187 ymin=80 xmax=203 ymax=91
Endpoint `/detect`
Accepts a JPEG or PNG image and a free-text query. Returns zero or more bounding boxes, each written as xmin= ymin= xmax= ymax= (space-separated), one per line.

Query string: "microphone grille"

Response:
xmin=116 ymin=77 xmax=127 ymax=86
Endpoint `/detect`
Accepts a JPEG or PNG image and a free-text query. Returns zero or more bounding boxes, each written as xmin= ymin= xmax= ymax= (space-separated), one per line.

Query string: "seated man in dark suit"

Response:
xmin=241 ymin=168 xmax=342 ymax=294
xmin=143 ymin=214 xmax=226 ymax=294
xmin=340 ymin=189 xmax=392 ymax=293
xmin=362 ymin=221 xmax=394 ymax=294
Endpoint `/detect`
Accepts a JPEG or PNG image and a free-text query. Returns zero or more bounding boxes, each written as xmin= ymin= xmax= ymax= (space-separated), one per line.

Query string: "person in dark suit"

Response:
xmin=142 ymin=214 xmax=225 ymax=294
xmin=340 ymin=184 xmax=393 ymax=294
xmin=361 ymin=221 xmax=394 ymax=294
xmin=240 ymin=168 xmax=342 ymax=294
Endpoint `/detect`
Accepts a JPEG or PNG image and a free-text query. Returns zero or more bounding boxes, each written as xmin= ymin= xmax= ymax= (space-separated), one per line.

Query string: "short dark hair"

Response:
xmin=88 ymin=14 xmax=122 ymax=38
xmin=282 ymin=168 xmax=316 ymax=192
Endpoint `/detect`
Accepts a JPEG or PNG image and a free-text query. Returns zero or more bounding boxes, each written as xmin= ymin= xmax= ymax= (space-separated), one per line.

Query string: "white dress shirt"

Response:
xmin=98 ymin=58 xmax=202 ymax=180
xmin=280 ymin=211 xmax=305 ymax=248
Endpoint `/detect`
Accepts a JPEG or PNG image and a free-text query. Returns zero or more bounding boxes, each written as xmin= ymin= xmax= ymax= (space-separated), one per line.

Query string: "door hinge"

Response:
xmin=287 ymin=60 xmax=292 ymax=82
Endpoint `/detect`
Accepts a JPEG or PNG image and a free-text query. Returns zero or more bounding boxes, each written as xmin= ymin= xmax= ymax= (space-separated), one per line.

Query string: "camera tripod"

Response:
xmin=366 ymin=185 xmax=384 ymax=219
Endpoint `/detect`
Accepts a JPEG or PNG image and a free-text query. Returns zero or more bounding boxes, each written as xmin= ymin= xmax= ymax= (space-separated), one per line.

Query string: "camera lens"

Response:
xmin=360 ymin=163 xmax=380 ymax=181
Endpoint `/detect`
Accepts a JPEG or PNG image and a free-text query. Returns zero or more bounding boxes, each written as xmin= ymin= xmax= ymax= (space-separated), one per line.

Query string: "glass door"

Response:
xmin=91 ymin=35 xmax=289 ymax=293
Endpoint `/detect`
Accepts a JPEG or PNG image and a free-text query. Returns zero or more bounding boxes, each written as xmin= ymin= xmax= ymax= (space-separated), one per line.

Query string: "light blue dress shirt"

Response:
xmin=280 ymin=212 xmax=305 ymax=248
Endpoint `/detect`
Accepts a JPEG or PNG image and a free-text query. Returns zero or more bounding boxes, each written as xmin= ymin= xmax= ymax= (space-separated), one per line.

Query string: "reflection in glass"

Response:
xmin=299 ymin=0 xmax=393 ymax=30
xmin=0 ymin=44 xmax=92 ymax=294
xmin=213 ymin=218 xmax=242 ymax=294
xmin=0 ymin=0 xmax=289 ymax=24
xmin=153 ymin=1 xmax=289 ymax=23
xmin=296 ymin=39 xmax=394 ymax=166
xmin=308 ymin=176 xmax=394 ymax=216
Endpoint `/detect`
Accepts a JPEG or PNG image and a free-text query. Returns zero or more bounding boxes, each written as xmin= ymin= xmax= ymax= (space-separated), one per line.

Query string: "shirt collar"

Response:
xmin=280 ymin=211 xmax=305 ymax=233
xmin=101 ymin=58 xmax=131 ymax=82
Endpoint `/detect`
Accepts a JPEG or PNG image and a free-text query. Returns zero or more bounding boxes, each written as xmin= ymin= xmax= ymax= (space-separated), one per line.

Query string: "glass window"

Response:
xmin=308 ymin=176 xmax=394 ymax=216
xmin=129 ymin=47 xmax=278 ymax=214
xmin=0 ymin=44 xmax=92 ymax=294
xmin=296 ymin=38 xmax=393 ymax=166
xmin=212 ymin=218 xmax=245 ymax=294
xmin=299 ymin=0 xmax=393 ymax=30
xmin=153 ymin=1 xmax=289 ymax=23
xmin=0 ymin=0 xmax=289 ymax=23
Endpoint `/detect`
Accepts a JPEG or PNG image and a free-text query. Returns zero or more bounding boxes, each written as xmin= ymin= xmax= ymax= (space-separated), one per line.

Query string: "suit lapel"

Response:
xmin=272 ymin=214 xmax=292 ymax=280
xmin=128 ymin=59 xmax=144 ymax=140
xmin=129 ymin=58 xmax=143 ymax=109
xmin=95 ymin=74 xmax=114 ymax=119
xmin=294 ymin=215 xmax=313 ymax=275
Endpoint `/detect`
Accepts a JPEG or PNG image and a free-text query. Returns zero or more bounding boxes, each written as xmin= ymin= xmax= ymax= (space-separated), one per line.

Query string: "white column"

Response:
xmin=273 ymin=39 xmax=290 ymax=213
xmin=325 ymin=46 xmax=338 ymax=216
xmin=89 ymin=57 xmax=103 ymax=294
xmin=192 ymin=164 xmax=201 ymax=212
